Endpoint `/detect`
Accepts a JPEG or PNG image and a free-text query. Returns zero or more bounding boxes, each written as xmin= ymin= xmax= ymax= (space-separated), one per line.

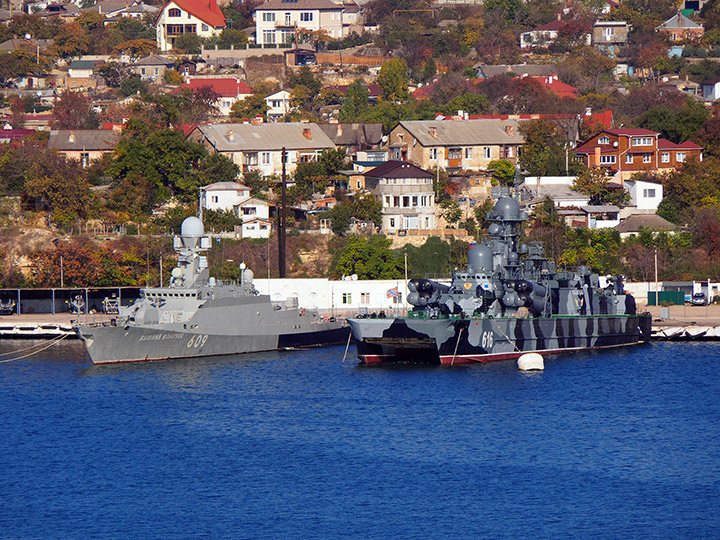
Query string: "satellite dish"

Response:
xmin=613 ymin=141 xmax=618 ymax=147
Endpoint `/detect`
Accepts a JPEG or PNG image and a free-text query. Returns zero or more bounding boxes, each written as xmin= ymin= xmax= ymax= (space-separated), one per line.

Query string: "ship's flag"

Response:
xmin=386 ymin=286 xmax=399 ymax=298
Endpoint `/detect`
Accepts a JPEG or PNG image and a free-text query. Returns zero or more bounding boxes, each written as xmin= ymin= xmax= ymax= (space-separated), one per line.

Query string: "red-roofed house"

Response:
xmin=178 ymin=77 xmax=254 ymax=115
xmin=575 ymin=128 xmax=703 ymax=180
xmin=156 ymin=0 xmax=226 ymax=52
xmin=528 ymin=75 xmax=578 ymax=98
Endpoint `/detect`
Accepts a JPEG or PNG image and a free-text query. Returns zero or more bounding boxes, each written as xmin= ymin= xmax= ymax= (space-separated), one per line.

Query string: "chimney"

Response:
xmin=226 ymin=129 xmax=234 ymax=141
xmin=505 ymin=125 xmax=514 ymax=136
xmin=303 ymin=128 xmax=312 ymax=140
xmin=68 ymin=131 xmax=75 ymax=143
xmin=429 ymin=126 xmax=438 ymax=139
xmin=594 ymin=146 xmax=601 ymax=166
xmin=337 ymin=124 xmax=343 ymax=138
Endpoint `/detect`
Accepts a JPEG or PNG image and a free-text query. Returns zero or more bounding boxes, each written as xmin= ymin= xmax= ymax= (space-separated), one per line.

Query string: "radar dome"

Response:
xmin=181 ymin=217 xmax=204 ymax=237
xmin=467 ymin=244 xmax=493 ymax=272
xmin=493 ymin=197 xmax=520 ymax=220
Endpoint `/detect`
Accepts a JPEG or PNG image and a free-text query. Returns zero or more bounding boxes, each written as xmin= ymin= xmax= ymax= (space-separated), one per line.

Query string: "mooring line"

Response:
xmin=0 ymin=334 xmax=70 ymax=363
xmin=0 ymin=333 xmax=68 ymax=358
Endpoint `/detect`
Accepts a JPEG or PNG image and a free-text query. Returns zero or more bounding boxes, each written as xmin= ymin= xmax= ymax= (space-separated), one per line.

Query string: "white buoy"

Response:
xmin=518 ymin=353 xmax=544 ymax=371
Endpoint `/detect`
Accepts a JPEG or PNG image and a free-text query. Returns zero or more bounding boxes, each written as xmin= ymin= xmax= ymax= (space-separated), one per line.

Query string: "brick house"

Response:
xmin=574 ymin=128 xmax=703 ymax=180
xmin=656 ymin=13 xmax=704 ymax=43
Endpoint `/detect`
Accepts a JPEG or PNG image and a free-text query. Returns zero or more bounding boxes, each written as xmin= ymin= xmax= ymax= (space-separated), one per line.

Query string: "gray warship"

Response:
xmin=348 ymin=196 xmax=652 ymax=365
xmin=74 ymin=217 xmax=349 ymax=364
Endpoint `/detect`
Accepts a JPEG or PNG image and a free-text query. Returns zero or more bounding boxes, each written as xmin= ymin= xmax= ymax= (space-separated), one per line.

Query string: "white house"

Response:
xmin=254 ymin=0 xmax=346 ymax=45
xmin=265 ymin=89 xmax=292 ymax=121
xmin=201 ymin=182 xmax=251 ymax=212
xmin=200 ymin=182 xmax=273 ymax=238
xmin=624 ymin=179 xmax=663 ymax=212
xmin=155 ymin=0 xmax=226 ymax=52
xmin=520 ymin=19 xmax=565 ymax=48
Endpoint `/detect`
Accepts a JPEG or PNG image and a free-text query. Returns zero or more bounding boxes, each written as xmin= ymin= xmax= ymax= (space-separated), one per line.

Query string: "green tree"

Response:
xmin=571 ymin=168 xmax=631 ymax=206
xmin=421 ymin=56 xmax=437 ymax=82
xmin=286 ymin=66 xmax=322 ymax=95
xmin=339 ymin=79 xmax=369 ymax=122
xmin=119 ymin=74 xmax=146 ymax=97
xmin=230 ymin=93 xmax=268 ymax=120
xmin=24 ymin=171 xmax=92 ymax=227
xmin=197 ymin=153 xmax=241 ymax=186
xmin=51 ymin=91 xmax=99 ymax=129
xmin=403 ymin=236 xmax=452 ymax=277
xmin=378 ymin=58 xmax=409 ymax=102
xmin=519 ymin=118 xmax=582 ymax=176
xmin=638 ymin=98 xmax=710 ymax=144
xmin=438 ymin=198 xmax=462 ymax=228
xmin=333 ymin=235 xmax=403 ymax=279
xmin=487 ymin=159 xmax=515 ymax=186
xmin=173 ymin=34 xmax=202 ymax=54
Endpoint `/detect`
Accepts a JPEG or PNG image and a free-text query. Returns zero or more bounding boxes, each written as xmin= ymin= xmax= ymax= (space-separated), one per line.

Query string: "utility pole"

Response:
xmin=278 ymin=147 xmax=287 ymax=278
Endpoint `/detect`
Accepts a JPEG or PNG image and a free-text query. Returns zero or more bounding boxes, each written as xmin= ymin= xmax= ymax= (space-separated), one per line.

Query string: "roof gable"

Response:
xmin=193 ymin=122 xmax=335 ymax=151
xmin=161 ymin=0 xmax=225 ymax=28
xmin=657 ymin=13 xmax=702 ymax=30
xmin=179 ymin=77 xmax=254 ymax=97
xmin=364 ymin=160 xmax=432 ymax=179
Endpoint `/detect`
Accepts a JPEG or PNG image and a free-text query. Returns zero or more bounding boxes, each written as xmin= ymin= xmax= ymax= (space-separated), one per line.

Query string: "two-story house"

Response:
xmin=592 ymin=20 xmax=630 ymax=56
xmin=656 ymin=13 xmax=704 ymax=43
xmin=188 ymin=122 xmax=335 ymax=177
xmin=254 ymin=0 xmax=346 ymax=45
xmin=317 ymin=122 xmax=384 ymax=163
xmin=574 ymin=128 xmax=703 ymax=181
xmin=363 ymin=160 xmax=435 ymax=233
xmin=48 ymin=129 xmax=120 ymax=167
xmin=520 ymin=19 xmax=566 ymax=49
xmin=200 ymin=181 xmax=273 ymax=238
xmin=178 ymin=77 xmax=255 ymax=116
xmin=156 ymin=0 xmax=226 ymax=52
xmin=265 ymin=89 xmax=293 ymax=121
xmin=132 ymin=54 xmax=174 ymax=81
xmin=388 ymin=119 xmax=523 ymax=172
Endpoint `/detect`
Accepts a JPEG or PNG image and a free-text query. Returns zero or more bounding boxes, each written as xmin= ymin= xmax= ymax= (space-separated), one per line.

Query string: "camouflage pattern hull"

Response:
xmin=349 ymin=313 xmax=653 ymax=365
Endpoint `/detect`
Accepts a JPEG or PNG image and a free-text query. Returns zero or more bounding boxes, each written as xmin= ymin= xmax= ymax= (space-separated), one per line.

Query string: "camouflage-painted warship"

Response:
xmin=348 ymin=196 xmax=652 ymax=365
xmin=74 ymin=217 xmax=349 ymax=364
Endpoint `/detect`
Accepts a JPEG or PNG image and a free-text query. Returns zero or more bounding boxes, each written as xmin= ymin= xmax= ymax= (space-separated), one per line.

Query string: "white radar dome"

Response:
xmin=181 ymin=217 xmax=204 ymax=237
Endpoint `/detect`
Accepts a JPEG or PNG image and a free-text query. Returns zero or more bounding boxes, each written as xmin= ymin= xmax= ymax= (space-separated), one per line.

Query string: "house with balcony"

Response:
xmin=656 ymin=13 xmax=703 ymax=43
xmin=387 ymin=119 xmax=523 ymax=172
xmin=362 ymin=160 xmax=435 ymax=233
xmin=265 ymin=89 xmax=292 ymax=121
xmin=254 ymin=0 xmax=346 ymax=46
xmin=188 ymin=122 xmax=335 ymax=177
xmin=574 ymin=128 xmax=703 ymax=181
xmin=592 ymin=20 xmax=630 ymax=56
xmin=178 ymin=77 xmax=255 ymax=116
xmin=48 ymin=129 xmax=120 ymax=167
xmin=156 ymin=0 xmax=226 ymax=52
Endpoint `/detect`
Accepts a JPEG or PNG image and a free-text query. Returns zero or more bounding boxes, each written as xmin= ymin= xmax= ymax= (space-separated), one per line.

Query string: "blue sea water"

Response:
xmin=1 ymin=340 xmax=719 ymax=540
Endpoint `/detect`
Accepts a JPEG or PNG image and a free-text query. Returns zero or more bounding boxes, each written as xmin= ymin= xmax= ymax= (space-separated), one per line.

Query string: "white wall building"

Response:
xmin=625 ymin=179 xmax=663 ymax=211
xmin=201 ymin=182 xmax=251 ymax=212
xmin=254 ymin=0 xmax=346 ymax=45
xmin=201 ymin=182 xmax=272 ymax=238
xmin=265 ymin=89 xmax=292 ymax=121
xmin=155 ymin=0 xmax=226 ymax=52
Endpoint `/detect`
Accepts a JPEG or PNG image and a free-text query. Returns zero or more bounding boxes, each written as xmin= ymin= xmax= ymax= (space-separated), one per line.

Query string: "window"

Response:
xmin=384 ymin=195 xmax=390 ymax=207
xmin=261 ymin=152 xmax=271 ymax=165
xmin=166 ymin=24 xmax=184 ymax=35
xmin=625 ymin=154 xmax=633 ymax=164
xmin=80 ymin=152 xmax=89 ymax=168
xmin=140 ymin=67 xmax=146 ymax=75
xmin=599 ymin=136 xmax=610 ymax=144
xmin=412 ymin=196 xmax=418 ymax=207
xmin=393 ymin=196 xmax=399 ymax=207
xmin=262 ymin=12 xmax=275 ymax=22
xmin=202 ymin=24 xmax=209 ymax=32
xmin=262 ymin=30 xmax=276 ymax=44
xmin=483 ymin=147 xmax=491 ymax=159
xmin=389 ymin=218 xmax=395 ymax=228
xmin=242 ymin=207 xmax=257 ymax=215
xmin=211 ymin=195 xmax=218 ymax=203
xmin=402 ymin=196 xmax=410 ymax=207
xmin=154 ymin=68 xmax=159 ymax=76
xmin=429 ymin=148 xmax=438 ymax=160
xmin=285 ymin=12 xmax=291 ymax=25
xmin=661 ymin=152 xmax=670 ymax=163
xmin=421 ymin=196 xmax=427 ymax=207
xmin=168 ymin=8 xmax=181 ymax=16
xmin=677 ymin=152 xmax=686 ymax=162
xmin=600 ymin=155 xmax=616 ymax=164
xmin=281 ymin=31 xmax=293 ymax=44
xmin=643 ymin=154 xmax=652 ymax=163
xmin=342 ymin=293 xmax=351 ymax=304
xmin=448 ymin=148 xmax=462 ymax=160
xmin=465 ymin=148 xmax=473 ymax=159
xmin=631 ymin=137 xmax=653 ymax=146
xmin=300 ymin=12 xmax=313 ymax=21
xmin=643 ymin=189 xmax=656 ymax=198
xmin=360 ymin=292 xmax=370 ymax=305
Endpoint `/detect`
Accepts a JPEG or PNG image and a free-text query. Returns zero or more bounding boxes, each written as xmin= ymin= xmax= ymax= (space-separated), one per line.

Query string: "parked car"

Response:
xmin=691 ymin=292 xmax=708 ymax=305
